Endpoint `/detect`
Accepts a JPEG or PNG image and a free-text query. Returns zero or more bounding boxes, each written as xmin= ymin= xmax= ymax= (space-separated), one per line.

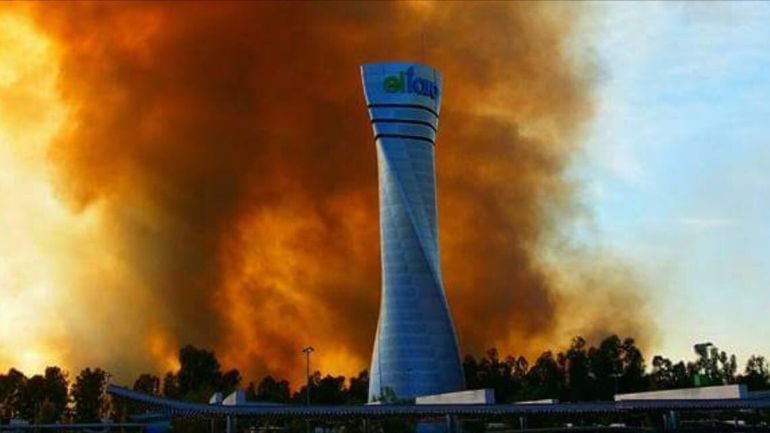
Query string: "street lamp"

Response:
xmin=302 ymin=346 xmax=315 ymax=406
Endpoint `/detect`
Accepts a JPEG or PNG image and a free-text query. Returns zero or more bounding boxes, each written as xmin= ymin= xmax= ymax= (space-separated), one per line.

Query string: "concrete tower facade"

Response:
xmin=361 ymin=62 xmax=464 ymax=402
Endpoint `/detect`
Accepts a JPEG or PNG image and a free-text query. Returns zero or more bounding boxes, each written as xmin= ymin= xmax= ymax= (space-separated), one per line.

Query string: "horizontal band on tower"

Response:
xmin=371 ymin=118 xmax=438 ymax=133
xmin=374 ymin=133 xmax=435 ymax=145
xmin=367 ymin=103 xmax=439 ymax=118
xmin=369 ymin=107 xmax=438 ymax=127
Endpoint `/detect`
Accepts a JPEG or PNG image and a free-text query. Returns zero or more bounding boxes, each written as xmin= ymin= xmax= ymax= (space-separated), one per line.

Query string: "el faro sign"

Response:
xmin=383 ymin=67 xmax=439 ymax=100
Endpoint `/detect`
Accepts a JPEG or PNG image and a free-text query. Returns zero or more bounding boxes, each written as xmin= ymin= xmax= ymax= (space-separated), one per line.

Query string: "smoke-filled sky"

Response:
xmin=0 ymin=2 xmax=767 ymax=386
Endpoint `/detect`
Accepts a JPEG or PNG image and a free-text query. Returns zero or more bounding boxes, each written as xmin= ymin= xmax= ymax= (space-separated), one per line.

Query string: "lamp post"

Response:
xmin=302 ymin=346 xmax=315 ymax=406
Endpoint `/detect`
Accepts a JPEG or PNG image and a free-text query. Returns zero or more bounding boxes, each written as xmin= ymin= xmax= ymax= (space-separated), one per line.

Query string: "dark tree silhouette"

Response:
xmin=121 ymin=374 xmax=161 ymax=418
xmin=220 ymin=369 xmax=241 ymax=393
xmin=691 ymin=343 xmax=737 ymax=386
xmin=9 ymin=368 xmax=70 ymax=423
xmin=463 ymin=355 xmax=481 ymax=391
xmin=740 ymin=355 xmax=770 ymax=391
xmin=0 ymin=369 xmax=26 ymax=422
xmin=619 ymin=337 xmax=647 ymax=393
xmin=463 ymin=349 xmax=528 ymax=403
xmin=177 ymin=345 xmax=221 ymax=399
xmin=133 ymin=374 xmax=160 ymax=396
xmin=589 ymin=335 xmax=623 ymax=399
xmin=650 ymin=355 xmax=681 ymax=390
xmin=71 ymin=368 xmax=108 ymax=423
xmin=292 ymin=372 xmax=347 ymax=405
xmin=347 ymin=370 xmax=369 ymax=404
xmin=17 ymin=374 xmax=46 ymax=422
xmin=170 ymin=345 xmax=242 ymax=402
xmin=314 ymin=374 xmax=347 ymax=404
xmin=42 ymin=367 xmax=68 ymax=422
xmin=162 ymin=372 xmax=179 ymax=399
xmin=0 ymin=335 xmax=768 ymax=425
xmin=563 ymin=337 xmax=591 ymax=401
xmin=525 ymin=351 xmax=564 ymax=400
xmin=246 ymin=375 xmax=291 ymax=403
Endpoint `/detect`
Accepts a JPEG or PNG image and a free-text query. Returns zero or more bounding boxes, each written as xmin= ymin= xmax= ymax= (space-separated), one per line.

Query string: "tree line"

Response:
xmin=1 ymin=335 xmax=769 ymax=424
xmin=464 ymin=336 xmax=769 ymax=403
xmin=0 ymin=367 xmax=107 ymax=424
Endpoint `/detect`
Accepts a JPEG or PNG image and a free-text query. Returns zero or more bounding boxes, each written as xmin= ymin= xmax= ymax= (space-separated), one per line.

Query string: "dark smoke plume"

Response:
xmin=22 ymin=2 xmax=655 ymax=384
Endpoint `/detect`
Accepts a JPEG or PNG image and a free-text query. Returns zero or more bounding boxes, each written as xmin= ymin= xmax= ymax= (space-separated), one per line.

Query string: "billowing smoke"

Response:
xmin=0 ymin=2 xmax=654 ymax=384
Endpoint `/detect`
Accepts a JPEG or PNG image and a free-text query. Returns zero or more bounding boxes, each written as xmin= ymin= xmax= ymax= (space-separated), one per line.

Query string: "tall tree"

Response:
xmin=220 ymin=369 xmax=241 ymax=394
xmin=5 ymin=367 xmax=68 ymax=424
xmin=17 ymin=375 xmax=46 ymax=422
xmin=0 ymin=369 xmax=27 ymax=421
xmin=347 ymin=370 xmax=369 ymax=404
xmin=525 ymin=351 xmax=564 ymax=400
xmin=619 ymin=337 xmax=647 ymax=392
xmin=463 ymin=355 xmax=481 ymax=391
xmin=740 ymin=355 xmax=770 ymax=391
xmin=162 ymin=372 xmax=180 ymax=399
xmin=247 ymin=376 xmax=290 ymax=404
xmin=133 ymin=374 xmax=161 ymax=396
xmin=43 ymin=367 xmax=69 ymax=422
xmin=71 ymin=368 xmax=108 ymax=423
xmin=672 ymin=361 xmax=693 ymax=389
xmin=463 ymin=349 xmax=527 ymax=403
xmin=563 ymin=337 xmax=592 ymax=401
xmin=589 ymin=335 xmax=623 ymax=399
xmin=718 ymin=351 xmax=738 ymax=384
xmin=692 ymin=344 xmax=737 ymax=386
xmin=650 ymin=356 xmax=677 ymax=390
xmin=123 ymin=374 xmax=161 ymax=418
xmin=177 ymin=345 xmax=222 ymax=399
xmin=312 ymin=374 xmax=347 ymax=405
xmin=511 ymin=355 xmax=529 ymax=391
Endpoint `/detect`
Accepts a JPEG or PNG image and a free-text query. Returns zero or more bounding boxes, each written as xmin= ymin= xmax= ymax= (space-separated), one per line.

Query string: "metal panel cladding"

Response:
xmin=361 ymin=62 xmax=464 ymax=402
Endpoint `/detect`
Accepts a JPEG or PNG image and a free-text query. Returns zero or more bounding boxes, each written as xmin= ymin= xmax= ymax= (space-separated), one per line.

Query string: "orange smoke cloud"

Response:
xmin=0 ymin=2 xmax=655 ymax=386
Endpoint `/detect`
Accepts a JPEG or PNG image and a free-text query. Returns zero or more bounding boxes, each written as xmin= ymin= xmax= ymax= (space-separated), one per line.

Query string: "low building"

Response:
xmin=615 ymin=384 xmax=747 ymax=401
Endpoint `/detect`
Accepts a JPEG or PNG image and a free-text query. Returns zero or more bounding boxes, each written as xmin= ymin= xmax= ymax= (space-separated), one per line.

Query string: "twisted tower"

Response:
xmin=361 ymin=63 xmax=464 ymax=402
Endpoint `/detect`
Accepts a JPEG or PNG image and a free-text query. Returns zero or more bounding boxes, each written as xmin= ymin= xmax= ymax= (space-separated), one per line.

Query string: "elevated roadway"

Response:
xmin=107 ymin=385 xmax=770 ymax=420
